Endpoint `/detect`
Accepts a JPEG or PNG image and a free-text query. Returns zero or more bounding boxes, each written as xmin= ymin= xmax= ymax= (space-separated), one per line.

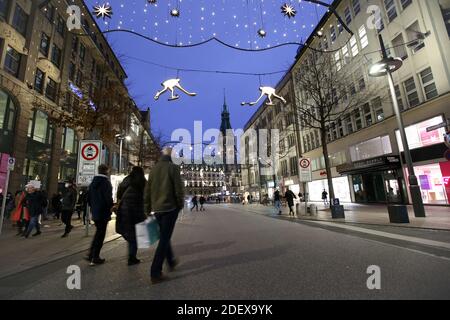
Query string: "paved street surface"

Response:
xmin=1 ymin=204 xmax=450 ymax=300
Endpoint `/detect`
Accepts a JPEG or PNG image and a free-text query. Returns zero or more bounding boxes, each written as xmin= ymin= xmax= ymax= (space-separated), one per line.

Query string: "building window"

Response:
xmin=363 ymin=103 xmax=373 ymax=126
xmin=394 ymin=84 xmax=405 ymax=111
xmin=395 ymin=116 xmax=447 ymax=151
xmin=310 ymin=132 xmax=316 ymax=149
xmin=50 ymin=44 xmax=61 ymax=68
xmin=279 ymin=138 xmax=285 ymax=154
xmin=350 ymin=83 xmax=357 ymax=96
xmin=392 ymin=33 xmax=408 ymax=60
xmin=403 ymin=77 xmax=420 ymax=108
xmin=62 ymin=127 xmax=77 ymax=154
xmin=345 ymin=7 xmax=352 ymax=25
xmin=400 ymin=0 xmax=412 ymax=10
xmin=406 ymin=21 xmax=425 ymax=53
xmin=12 ymin=3 xmax=28 ymax=36
xmin=439 ymin=0 xmax=450 ymax=38
xmin=290 ymin=157 xmax=298 ymax=176
xmin=45 ymin=78 xmax=57 ymax=101
xmin=75 ymin=70 xmax=83 ymax=87
xmin=288 ymin=134 xmax=296 ymax=148
xmin=79 ymin=43 xmax=86 ymax=61
xmin=69 ymin=62 xmax=76 ymax=82
xmin=71 ymin=36 xmax=78 ymax=55
xmin=354 ymin=108 xmax=363 ymax=130
xmin=372 ymin=97 xmax=384 ymax=122
xmin=352 ymin=0 xmax=361 ymax=16
xmin=330 ymin=25 xmax=336 ymax=42
xmin=39 ymin=32 xmax=50 ymax=57
xmin=0 ymin=89 xmax=17 ymax=135
xmin=419 ymin=67 xmax=438 ymax=100
xmin=384 ymin=0 xmax=398 ymax=22
xmin=0 ymin=0 xmax=9 ymax=20
xmin=42 ymin=3 xmax=54 ymax=22
xmin=56 ymin=15 xmax=65 ymax=36
xmin=29 ymin=110 xmax=49 ymax=144
xmin=350 ymin=35 xmax=359 ymax=56
xmin=34 ymin=69 xmax=45 ymax=94
xmin=338 ymin=22 xmax=343 ymax=34
xmin=345 ymin=115 xmax=354 ymax=134
xmin=335 ymin=51 xmax=342 ymax=71
xmin=358 ymin=77 xmax=366 ymax=91
xmin=358 ymin=25 xmax=368 ymax=49
xmin=350 ymin=135 xmax=392 ymax=161
xmin=4 ymin=46 xmax=21 ymax=77
xmin=281 ymin=160 xmax=288 ymax=177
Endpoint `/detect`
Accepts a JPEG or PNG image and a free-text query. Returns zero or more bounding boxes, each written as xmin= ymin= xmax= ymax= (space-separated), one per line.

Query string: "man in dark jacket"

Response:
xmin=51 ymin=192 xmax=62 ymax=219
xmin=274 ymin=189 xmax=282 ymax=215
xmin=86 ymin=165 xmax=113 ymax=266
xmin=61 ymin=180 xmax=77 ymax=238
xmin=199 ymin=195 xmax=206 ymax=211
xmin=285 ymin=187 xmax=297 ymax=217
xmin=23 ymin=184 xmax=46 ymax=238
xmin=144 ymin=147 xmax=184 ymax=284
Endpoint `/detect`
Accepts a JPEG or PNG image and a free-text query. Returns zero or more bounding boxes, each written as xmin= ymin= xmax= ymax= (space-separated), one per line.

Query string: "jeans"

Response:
xmin=151 ymin=209 xmax=179 ymax=277
xmin=25 ymin=216 xmax=41 ymax=236
xmin=61 ymin=210 xmax=73 ymax=234
xmin=274 ymin=200 xmax=281 ymax=214
xmin=88 ymin=220 xmax=109 ymax=260
xmin=128 ymin=239 xmax=138 ymax=259
xmin=190 ymin=203 xmax=198 ymax=211
xmin=288 ymin=205 xmax=294 ymax=215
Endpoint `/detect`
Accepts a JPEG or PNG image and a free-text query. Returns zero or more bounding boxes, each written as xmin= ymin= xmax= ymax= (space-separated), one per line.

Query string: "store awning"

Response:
xmin=337 ymin=156 xmax=401 ymax=175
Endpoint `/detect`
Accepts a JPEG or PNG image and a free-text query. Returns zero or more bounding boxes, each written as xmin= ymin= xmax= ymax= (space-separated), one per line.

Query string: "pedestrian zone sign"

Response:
xmin=299 ymin=158 xmax=312 ymax=182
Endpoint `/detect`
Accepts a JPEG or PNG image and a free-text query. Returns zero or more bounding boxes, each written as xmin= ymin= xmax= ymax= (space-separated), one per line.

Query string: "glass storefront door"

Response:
xmin=352 ymin=170 xmax=404 ymax=204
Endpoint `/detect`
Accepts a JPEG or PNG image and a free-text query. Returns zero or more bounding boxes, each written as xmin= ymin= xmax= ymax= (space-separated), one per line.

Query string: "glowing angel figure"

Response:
xmin=154 ymin=78 xmax=197 ymax=101
xmin=241 ymin=86 xmax=287 ymax=106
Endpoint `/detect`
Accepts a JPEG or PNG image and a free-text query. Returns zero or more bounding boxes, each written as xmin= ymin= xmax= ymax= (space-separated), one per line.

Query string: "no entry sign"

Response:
xmin=300 ymin=158 xmax=311 ymax=169
xmin=77 ymin=140 xmax=102 ymax=186
xmin=299 ymin=157 xmax=312 ymax=182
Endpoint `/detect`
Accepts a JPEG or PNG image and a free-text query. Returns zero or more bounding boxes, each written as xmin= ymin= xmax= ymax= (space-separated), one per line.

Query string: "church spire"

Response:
xmin=223 ymin=88 xmax=228 ymax=112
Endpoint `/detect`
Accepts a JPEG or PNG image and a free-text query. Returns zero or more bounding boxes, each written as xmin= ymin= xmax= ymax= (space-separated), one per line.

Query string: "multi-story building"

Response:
xmin=0 ymin=0 xmax=157 ymax=196
xmin=241 ymin=0 xmax=450 ymax=206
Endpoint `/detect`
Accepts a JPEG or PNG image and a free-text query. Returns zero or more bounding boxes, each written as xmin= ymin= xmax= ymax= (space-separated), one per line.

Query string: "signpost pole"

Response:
xmin=0 ymin=158 xmax=13 ymax=236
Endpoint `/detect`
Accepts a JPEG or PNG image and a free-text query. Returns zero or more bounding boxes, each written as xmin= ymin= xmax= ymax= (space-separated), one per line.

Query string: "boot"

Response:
xmin=128 ymin=257 xmax=141 ymax=266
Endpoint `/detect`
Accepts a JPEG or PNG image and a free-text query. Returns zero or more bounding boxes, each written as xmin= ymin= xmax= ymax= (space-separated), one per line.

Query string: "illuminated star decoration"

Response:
xmin=281 ymin=3 xmax=297 ymax=19
xmin=257 ymin=29 xmax=267 ymax=38
xmin=170 ymin=8 xmax=180 ymax=17
xmin=93 ymin=3 xmax=113 ymax=20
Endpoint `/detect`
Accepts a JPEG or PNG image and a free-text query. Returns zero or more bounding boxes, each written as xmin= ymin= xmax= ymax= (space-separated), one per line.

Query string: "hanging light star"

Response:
xmin=170 ymin=8 xmax=180 ymax=17
xmin=93 ymin=3 xmax=113 ymax=20
xmin=257 ymin=29 xmax=267 ymax=38
xmin=281 ymin=3 xmax=297 ymax=19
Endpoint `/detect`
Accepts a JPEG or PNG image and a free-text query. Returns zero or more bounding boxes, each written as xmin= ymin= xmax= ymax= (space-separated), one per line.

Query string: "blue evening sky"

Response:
xmin=85 ymin=0 xmax=329 ymax=139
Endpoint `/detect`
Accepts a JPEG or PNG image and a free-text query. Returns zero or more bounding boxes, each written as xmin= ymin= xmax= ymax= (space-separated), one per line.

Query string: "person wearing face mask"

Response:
xmin=61 ymin=180 xmax=78 ymax=238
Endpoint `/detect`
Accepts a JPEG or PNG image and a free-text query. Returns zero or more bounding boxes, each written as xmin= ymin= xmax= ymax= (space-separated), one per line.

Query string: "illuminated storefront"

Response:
xmin=307 ymin=176 xmax=352 ymax=203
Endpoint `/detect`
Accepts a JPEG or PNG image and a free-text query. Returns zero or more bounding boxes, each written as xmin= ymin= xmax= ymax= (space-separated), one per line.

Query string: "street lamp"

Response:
xmin=116 ymin=134 xmax=131 ymax=175
xmin=369 ymin=34 xmax=425 ymax=217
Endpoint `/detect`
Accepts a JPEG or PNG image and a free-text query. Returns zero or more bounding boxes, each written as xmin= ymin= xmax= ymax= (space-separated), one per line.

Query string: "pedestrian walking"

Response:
xmin=144 ymin=147 xmax=184 ymax=284
xmin=247 ymin=194 xmax=251 ymax=204
xmin=285 ymin=187 xmax=297 ymax=217
xmin=116 ymin=166 xmax=147 ymax=266
xmin=11 ymin=190 xmax=30 ymax=236
xmin=199 ymin=195 xmax=206 ymax=211
xmin=23 ymin=184 xmax=46 ymax=238
xmin=51 ymin=192 xmax=62 ymax=219
xmin=190 ymin=195 xmax=199 ymax=212
xmin=4 ymin=192 xmax=14 ymax=220
xmin=322 ymin=189 xmax=329 ymax=206
xmin=61 ymin=180 xmax=77 ymax=238
xmin=274 ymin=189 xmax=282 ymax=215
xmin=86 ymin=165 xmax=114 ymax=266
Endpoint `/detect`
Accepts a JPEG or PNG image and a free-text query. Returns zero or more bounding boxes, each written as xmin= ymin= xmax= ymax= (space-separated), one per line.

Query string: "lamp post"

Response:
xmin=116 ymin=134 xmax=131 ymax=175
xmin=369 ymin=34 xmax=425 ymax=217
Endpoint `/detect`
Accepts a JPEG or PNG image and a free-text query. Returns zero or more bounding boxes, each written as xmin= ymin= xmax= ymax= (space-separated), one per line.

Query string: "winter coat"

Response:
xmin=274 ymin=191 xmax=281 ymax=202
xmin=61 ymin=187 xmax=77 ymax=211
xmin=284 ymin=190 xmax=297 ymax=206
xmin=11 ymin=192 xmax=29 ymax=222
xmin=144 ymin=155 xmax=185 ymax=214
xmin=88 ymin=175 xmax=113 ymax=221
xmin=322 ymin=191 xmax=328 ymax=200
xmin=51 ymin=194 xmax=62 ymax=211
xmin=199 ymin=197 xmax=205 ymax=205
xmin=24 ymin=191 xmax=47 ymax=217
xmin=116 ymin=181 xmax=146 ymax=242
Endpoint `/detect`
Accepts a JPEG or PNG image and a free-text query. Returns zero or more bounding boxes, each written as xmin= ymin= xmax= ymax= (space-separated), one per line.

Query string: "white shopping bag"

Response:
xmin=135 ymin=218 xmax=151 ymax=249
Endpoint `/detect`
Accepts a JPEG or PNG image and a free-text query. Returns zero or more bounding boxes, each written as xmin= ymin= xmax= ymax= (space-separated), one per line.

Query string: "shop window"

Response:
xmin=419 ymin=67 xmax=438 ymax=100
xmin=405 ymin=163 xmax=449 ymax=205
xmin=358 ymin=25 xmax=368 ymax=49
xmin=45 ymin=78 xmax=58 ymax=101
xmin=403 ymin=76 xmax=420 ymax=108
xmin=51 ymin=44 xmax=61 ymax=68
xmin=396 ymin=116 xmax=446 ymax=152
xmin=384 ymin=0 xmax=398 ymax=22
xmin=4 ymin=46 xmax=21 ymax=78
xmin=34 ymin=68 xmax=45 ymax=94
xmin=12 ymin=3 xmax=28 ymax=36
xmin=350 ymin=135 xmax=392 ymax=161
xmin=0 ymin=0 xmax=9 ymax=20
xmin=352 ymin=0 xmax=361 ymax=16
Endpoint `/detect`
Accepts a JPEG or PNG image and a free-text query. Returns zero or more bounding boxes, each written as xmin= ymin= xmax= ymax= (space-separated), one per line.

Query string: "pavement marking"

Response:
xmin=308 ymin=220 xmax=450 ymax=250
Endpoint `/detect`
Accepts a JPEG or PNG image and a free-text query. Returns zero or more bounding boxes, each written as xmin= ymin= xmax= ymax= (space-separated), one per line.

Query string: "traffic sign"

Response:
xmin=299 ymin=157 xmax=312 ymax=182
xmin=77 ymin=140 xmax=102 ymax=187
xmin=7 ymin=157 xmax=15 ymax=170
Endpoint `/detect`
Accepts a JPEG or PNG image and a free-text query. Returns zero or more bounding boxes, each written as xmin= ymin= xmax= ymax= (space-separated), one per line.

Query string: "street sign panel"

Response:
xmin=299 ymin=158 xmax=312 ymax=182
xmin=77 ymin=140 xmax=102 ymax=187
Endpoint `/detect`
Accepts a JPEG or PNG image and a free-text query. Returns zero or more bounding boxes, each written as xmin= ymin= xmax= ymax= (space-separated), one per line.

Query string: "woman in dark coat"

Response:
xmin=116 ymin=167 xmax=147 ymax=266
